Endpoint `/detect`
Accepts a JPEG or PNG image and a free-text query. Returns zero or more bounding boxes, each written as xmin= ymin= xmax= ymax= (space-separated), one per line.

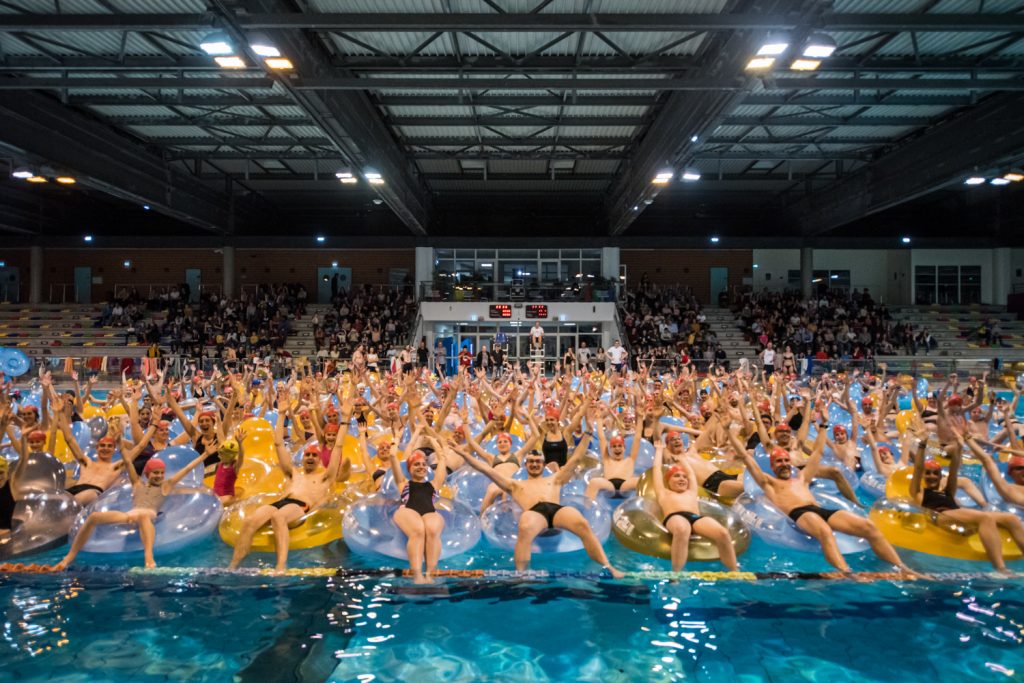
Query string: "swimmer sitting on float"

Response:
xmin=227 ymin=392 xmax=350 ymax=573
xmin=585 ymin=406 xmax=646 ymax=501
xmin=651 ymin=441 xmax=739 ymax=572
xmin=55 ymin=445 xmax=207 ymax=570
xmin=732 ymin=423 xmax=914 ymax=575
xmin=460 ymin=411 xmax=625 ymax=578
xmin=56 ymin=413 xmax=156 ymax=505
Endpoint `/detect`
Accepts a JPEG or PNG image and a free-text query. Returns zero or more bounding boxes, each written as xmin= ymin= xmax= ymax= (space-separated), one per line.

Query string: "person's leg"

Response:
xmin=270 ymin=504 xmax=305 ymax=572
xmin=72 ymin=488 xmax=101 ymax=507
xmin=795 ymin=511 xmax=849 ymax=572
xmin=827 ymin=511 xmax=907 ymax=571
xmin=480 ymin=483 xmax=505 ymax=514
xmin=818 ymin=466 xmax=862 ymax=507
xmin=693 ymin=517 xmax=738 ymax=572
xmin=55 ymin=511 xmax=130 ymax=569
xmin=134 ymin=512 xmax=158 ymax=568
xmin=228 ymin=505 xmax=276 ymax=569
xmin=553 ymin=507 xmax=624 ymax=578
xmin=423 ymin=512 xmax=445 ymax=580
xmin=717 ymin=478 xmax=746 ymax=501
xmin=393 ymin=506 xmax=427 ymax=583
xmin=955 ymin=476 xmax=987 ymax=506
xmin=664 ymin=515 xmax=692 ymax=572
xmin=994 ymin=511 xmax=1024 ymax=553
xmin=584 ymin=477 xmax=613 ymax=501
xmin=514 ymin=511 xmax=547 ymax=572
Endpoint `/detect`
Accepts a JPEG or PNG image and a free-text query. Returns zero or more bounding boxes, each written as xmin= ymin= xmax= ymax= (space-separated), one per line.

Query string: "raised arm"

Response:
xmin=651 ymin=441 xmax=666 ymax=498
xmin=728 ymin=426 xmax=769 ymax=491
xmin=460 ymin=448 xmax=516 ymax=493
xmin=273 ymin=408 xmax=294 ymax=478
xmin=166 ymin=451 xmax=207 ymax=488
xmin=800 ymin=418 xmax=830 ymax=482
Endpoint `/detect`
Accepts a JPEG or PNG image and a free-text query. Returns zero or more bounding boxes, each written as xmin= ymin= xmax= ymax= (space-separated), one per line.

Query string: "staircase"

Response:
xmin=284 ymin=304 xmax=332 ymax=357
xmin=702 ymin=307 xmax=758 ymax=363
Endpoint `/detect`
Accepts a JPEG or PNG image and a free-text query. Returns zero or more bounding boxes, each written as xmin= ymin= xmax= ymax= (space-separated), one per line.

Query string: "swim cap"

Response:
xmin=325 ymin=424 xmax=340 ymax=435
xmin=27 ymin=430 xmax=46 ymax=441
xmin=877 ymin=445 xmax=892 ymax=457
xmin=19 ymin=405 xmax=38 ymax=414
xmin=407 ymin=450 xmax=426 ymax=466
xmin=496 ymin=432 xmax=512 ymax=443
xmin=157 ymin=420 xmax=171 ymax=430
xmin=199 ymin=411 xmax=217 ymax=420
xmin=769 ymin=448 xmax=790 ymax=468
xmin=664 ymin=464 xmax=686 ymax=485
xmin=947 ymin=395 xmax=963 ymax=408
xmin=774 ymin=423 xmax=791 ymax=433
xmin=98 ymin=436 xmax=116 ymax=446
xmin=219 ymin=439 xmax=239 ymax=456
xmin=1008 ymin=455 xmax=1024 ymax=470
xmin=303 ymin=444 xmax=320 ymax=456
xmin=924 ymin=459 xmax=943 ymax=471
xmin=610 ymin=435 xmax=625 ymax=446
xmin=699 ymin=403 xmax=712 ymax=415
xmin=544 ymin=408 xmax=560 ymax=420
xmin=143 ymin=458 xmax=166 ymax=475
xmin=757 ymin=400 xmax=771 ymax=414
xmin=861 ymin=396 xmax=873 ymax=409
xmin=665 ymin=430 xmax=682 ymax=441
xmin=832 ymin=425 xmax=847 ymax=438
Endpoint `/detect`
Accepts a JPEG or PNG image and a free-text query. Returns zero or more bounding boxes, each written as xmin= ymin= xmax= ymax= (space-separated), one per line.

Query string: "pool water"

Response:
xmin=2 ymin=537 xmax=1023 ymax=682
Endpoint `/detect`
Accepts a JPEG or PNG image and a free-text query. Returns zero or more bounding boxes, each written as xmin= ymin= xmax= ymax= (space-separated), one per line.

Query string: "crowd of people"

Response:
xmin=311 ymin=286 xmax=418 ymax=368
xmin=5 ymin=355 xmax=1023 ymax=580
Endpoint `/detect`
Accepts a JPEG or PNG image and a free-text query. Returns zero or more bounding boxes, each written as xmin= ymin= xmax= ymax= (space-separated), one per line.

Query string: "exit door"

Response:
xmin=0 ymin=266 xmax=20 ymax=302
xmin=709 ymin=267 xmax=728 ymax=306
xmin=185 ymin=269 xmax=201 ymax=303
xmin=74 ymin=267 xmax=92 ymax=304
xmin=317 ymin=266 xmax=352 ymax=303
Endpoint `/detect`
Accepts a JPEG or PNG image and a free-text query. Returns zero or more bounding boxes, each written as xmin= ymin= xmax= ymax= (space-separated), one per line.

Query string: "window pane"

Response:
xmin=915 ymin=266 xmax=936 ymax=305
xmin=581 ymin=249 xmax=602 ymax=259
xmin=937 ymin=265 xmax=959 ymax=305
xmin=961 ymin=265 xmax=981 ymax=304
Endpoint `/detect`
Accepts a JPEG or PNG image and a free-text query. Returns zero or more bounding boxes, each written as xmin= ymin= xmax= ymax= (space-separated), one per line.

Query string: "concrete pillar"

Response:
xmin=415 ymin=246 xmax=434 ymax=298
xmin=800 ymin=247 xmax=813 ymax=299
xmin=222 ymin=245 xmax=235 ymax=299
xmin=992 ymin=247 xmax=1011 ymax=306
xmin=29 ymin=245 xmax=42 ymax=304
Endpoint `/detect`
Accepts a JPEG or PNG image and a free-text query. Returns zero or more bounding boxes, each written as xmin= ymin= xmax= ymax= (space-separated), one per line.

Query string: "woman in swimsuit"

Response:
xmin=464 ymin=429 xmax=533 ymax=513
xmin=651 ymin=442 xmax=738 ymax=572
xmin=390 ymin=433 xmax=448 ymax=584
xmin=910 ymin=429 xmax=1024 ymax=573
xmin=56 ymin=447 xmax=206 ymax=570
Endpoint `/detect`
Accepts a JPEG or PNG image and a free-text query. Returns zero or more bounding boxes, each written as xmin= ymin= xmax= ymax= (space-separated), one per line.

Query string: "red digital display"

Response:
xmin=525 ymin=305 xmax=548 ymax=319
xmin=489 ymin=304 xmax=512 ymax=319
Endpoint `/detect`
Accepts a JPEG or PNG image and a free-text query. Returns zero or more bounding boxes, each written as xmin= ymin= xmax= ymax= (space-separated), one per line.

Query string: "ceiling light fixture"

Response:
xmin=11 ymin=167 xmax=34 ymax=179
xmin=365 ymin=169 xmax=384 ymax=185
xmin=200 ymin=33 xmax=234 ymax=56
xmin=802 ymin=33 xmax=837 ymax=59
xmin=652 ymin=169 xmax=674 ymax=185
xmin=55 ymin=176 xmax=76 ymax=185
xmin=964 ymin=177 xmax=986 ymax=185
xmin=990 ymin=177 xmax=1011 ymax=186
xmin=745 ymin=56 xmax=776 ymax=70
xmin=681 ymin=167 xmax=701 ymax=181
xmin=214 ymin=56 xmax=246 ymax=69
xmin=757 ymin=33 xmax=790 ymax=56
xmin=335 ymin=169 xmax=357 ymax=184
xmin=1002 ymin=172 xmax=1023 ymax=182
xmin=248 ymin=35 xmax=281 ymax=58
xmin=790 ymin=59 xmax=821 ymax=71
xmin=25 ymin=175 xmax=47 ymax=183
xmin=265 ymin=58 xmax=294 ymax=70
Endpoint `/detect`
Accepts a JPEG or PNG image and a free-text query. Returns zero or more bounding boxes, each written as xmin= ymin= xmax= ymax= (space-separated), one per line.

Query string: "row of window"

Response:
xmin=914 ymin=265 xmax=981 ymax=305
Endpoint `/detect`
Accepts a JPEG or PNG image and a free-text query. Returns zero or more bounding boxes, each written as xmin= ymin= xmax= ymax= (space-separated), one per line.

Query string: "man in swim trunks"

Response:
xmin=228 ymin=397 xmax=348 ymax=573
xmin=661 ymin=425 xmax=744 ymax=501
xmin=460 ymin=429 xmax=625 ymax=578
xmin=586 ymin=411 xmax=644 ymax=501
xmin=732 ymin=425 xmax=913 ymax=574
xmin=57 ymin=413 xmax=156 ymax=505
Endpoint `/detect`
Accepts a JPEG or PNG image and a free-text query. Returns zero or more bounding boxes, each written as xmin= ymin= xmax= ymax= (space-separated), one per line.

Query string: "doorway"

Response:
xmin=317 ymin=266 xmax=353 ymax=303
xmin=0 ymin=266 xmax=20 ymax=302
xmin=74 ymin=267 xmax=92 ymax=304
xmin=185 ymin=269 xmax=201 ymax=303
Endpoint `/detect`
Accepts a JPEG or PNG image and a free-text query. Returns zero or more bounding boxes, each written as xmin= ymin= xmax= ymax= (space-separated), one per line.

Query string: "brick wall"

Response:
xmin=1 ymin=247 xmax=414 ymax=303
xmin=620 ymin=249 xmax=753 ymax=304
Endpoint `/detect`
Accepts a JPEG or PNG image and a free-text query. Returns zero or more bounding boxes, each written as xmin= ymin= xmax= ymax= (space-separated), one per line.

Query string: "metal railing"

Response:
xmin=47 ymin=283 xmax=76 ymax=304
xmin=419 ymin=280 xmax=620 ymax=303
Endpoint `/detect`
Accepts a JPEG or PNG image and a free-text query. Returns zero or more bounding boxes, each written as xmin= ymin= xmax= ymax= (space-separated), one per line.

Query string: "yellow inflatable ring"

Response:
xmin=218 ymin=491 xmax=351 ymax=552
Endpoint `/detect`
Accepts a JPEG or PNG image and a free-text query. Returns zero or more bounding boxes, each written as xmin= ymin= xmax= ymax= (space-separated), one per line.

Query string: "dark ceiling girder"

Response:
xmin=4 ymin=76 xmax=1024 ymax=91
xmin=790 ymin=92 xmax=1024 ymax=236
xmin=0 ymin=92 xmax=232 ymax=232
xmin=389 ymin=114 xmax=928 ymax=127
xmin=1 ymin=12 xmax=1023 ymax=32
xmin=230 ymin=0 xmax=431 ymax=236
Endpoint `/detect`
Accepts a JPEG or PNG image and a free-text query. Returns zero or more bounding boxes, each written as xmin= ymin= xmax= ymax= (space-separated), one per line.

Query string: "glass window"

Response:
xmin=434 ymin=249 xmax=453 ymax=259
xmin=581 ymin=260 xmax=601 ymax=277
xmin=476 ymin=249 xmax=495 ymax=258
xmin=539 ymin=250 xmax=560 ymax=259
xmin=937 ymin=265 xmax=959 ymax=305
xmin=498 ymin=249 xmax=538 ymax=260
xmin=582 ymin=249 xmax=602 ymax=259
xmin=961 ymin=266 xmax=981 ymax=304
xmin=560 ymin=249 xmax=581 ymax=259
xmin=915 ymin=266 xmax=936 ymax=305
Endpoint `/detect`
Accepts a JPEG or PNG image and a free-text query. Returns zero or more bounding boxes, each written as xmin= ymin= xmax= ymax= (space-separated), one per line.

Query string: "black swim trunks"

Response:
xmin=529 ymin=501 xmax=564 ymax=529
xmin=702 ymin=470 xmax=739 ymax=495
xmin=787 ymin=504 xmax=838 ymax=523
xmin=608 ymin=477 xmax=627 ymax=498
xmin=66 ymin=483 xmax=104 ymax=496
xmin=270 ymin=497 xmax=309 ymax=512
xmin=663 ymin=510 xmax=702 ymax=527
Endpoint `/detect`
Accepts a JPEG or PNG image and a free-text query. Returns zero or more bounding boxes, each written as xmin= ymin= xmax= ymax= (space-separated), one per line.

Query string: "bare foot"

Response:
xmin=412 ymin=574 xmax=429 ymax=584
xmin=274 ymin=564 xmax=288 ymax=575
xmin=605 ymin=565 xmax=626 ymax=580
xmin=53 ymin=560 xmax=69 ymax=571
xmin=144 ymin=561 xmax=157 ymax=569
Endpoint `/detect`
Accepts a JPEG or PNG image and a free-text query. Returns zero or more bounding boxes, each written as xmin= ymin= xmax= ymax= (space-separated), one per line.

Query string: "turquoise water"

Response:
xmin=3 ymin=537 xmax=1023 ymax=682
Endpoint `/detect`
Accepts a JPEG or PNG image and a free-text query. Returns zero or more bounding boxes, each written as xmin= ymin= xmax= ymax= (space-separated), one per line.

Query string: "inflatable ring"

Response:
xmin=341 ymin=494 xmax=481 ymax=560
xmin=218 ymin=491 xmax=349 ymax=552
xmin=68 ymin=484 xmax=222 ymax=556
xmin=869 ymin=497 xmax=1023 ymax=562
xmin=0 ymin=492 xmax=81 ymax=560
xmin=481 ymin=494 xmax=611 ymax=554
xmin=733 ymin=491 xmax=870 ymax=554
xmin=612 ymin=496 xmax=750 ymax=562
xmin=0 ymin=348 xmax=31 ymax=377
xmin=886 ymin=466 xmax=979 ymax=509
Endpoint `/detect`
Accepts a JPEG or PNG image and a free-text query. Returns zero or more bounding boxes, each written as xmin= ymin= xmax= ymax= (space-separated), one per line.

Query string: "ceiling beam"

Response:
xmin=790 ymin=92 xmax=1024 ymax=236
xmin=1 ymin=13 xmax=1023 ymax=32
xmin=4 ymin=75 xmax=1021 ymax=92
xmin=229 ymin=0 xmax=431 ymax=236
xmin=388 ymin=114 xmax=930 ymax=127
xmin=0 ymin=91 xmax=233 ymax=232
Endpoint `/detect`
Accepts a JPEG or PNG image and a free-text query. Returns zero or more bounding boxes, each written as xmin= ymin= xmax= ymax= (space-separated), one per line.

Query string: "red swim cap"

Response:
xmin=947 ymin=395 xmax=963 ymax=408
xmin=664 ymin=464 xmax=686 ymax=485
xmin=610 ymin=435 xmax=625 ymax=446
xmin=832 ymin=425 xmax=847 ymax=438
xmin=98 ymin=436 xmax=116 ymax=446
xmin=1007 ymin=455 xmax=1024 ymax=470
xmin=496 ymin=432 xmax=512 ymax=443
xmin=665 ymin=430 xmax=682 ymax=441
xmin=143 ymin=458 xmax=165 ymax=475
xmin=769 ymin=448 xmax=790 ymax=468
xmin=27 ymin=430 xmax=46 ymax=441
xmin=774 ymin=423 xmax=791 ymax=433
xmin=924 ymin=459 xmax=943 ymax=471
xmin=407 ymin=450 xmax=427 ymax=466
xmin=325 ymin=424 xmax=340 ymax=435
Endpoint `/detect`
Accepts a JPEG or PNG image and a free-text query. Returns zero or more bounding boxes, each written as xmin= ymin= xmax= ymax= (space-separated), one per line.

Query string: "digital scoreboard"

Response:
xmin=525 ymin=304 xmax=549 ymax=319
xmin=488 ymin=304 xmax=512 ymax=319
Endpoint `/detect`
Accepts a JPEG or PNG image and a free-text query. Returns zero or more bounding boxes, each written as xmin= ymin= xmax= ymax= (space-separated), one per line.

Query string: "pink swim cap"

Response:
xmin=143 ymin=458 xmax=166 ymax=475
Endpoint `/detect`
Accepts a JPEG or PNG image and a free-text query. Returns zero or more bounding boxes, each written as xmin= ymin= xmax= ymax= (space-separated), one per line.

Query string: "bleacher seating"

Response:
xmin=891 ymin=305 xmax=1024 ymax=358
xmin=0 ymin=303 xmax=143 ymax=355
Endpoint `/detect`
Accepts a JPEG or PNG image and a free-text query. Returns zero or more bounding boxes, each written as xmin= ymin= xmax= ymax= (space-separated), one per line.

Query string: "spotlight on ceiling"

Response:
xmin=802 ymin=33 xmax=837 ymax=59
xmin=200 ymin=33 xmax=234 ymax=56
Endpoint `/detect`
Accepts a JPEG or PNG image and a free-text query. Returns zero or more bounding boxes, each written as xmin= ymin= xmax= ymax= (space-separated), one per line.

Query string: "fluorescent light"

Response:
xmin=753 ymin=264 xmax=759 ymax=269
xmin=480 ymin=263 xmax=493 ymax=267
xmin=690 ymin=135 xmax=698 ymax=143
xmin=990 ymin=177 xmax=1011 ymax=186
xmin=756 ymin=34 xmax=789 ymax=56
xmin=803 ymin=34 xmax=837 ymax=59
xmin=790 ymin=59 xmax=821 ymax=71
xmin=55 ymin=176 xmax=76 ymax=185
xmin=710 ymin=236 xmax=720 ymax=243
xmin=652 ymin=169 xmax=674 ymax=185
xmin=1003 ymin=172 xmax=1023 ymax=182
xmin=12 ymin=167 xmax=34 ymax=179
xmin=902 ymin=237 xmax=911 ymax=244
xmin=335 ymin=170 xmax=357 ymax=184
xmin=143 ymin=204 xmax=151 ymax=210
xmin=214 ymin=56 xmax=246 ymax=69
xmin=365 ymin=170 xmax=384 ymax=185
xmin=25 ymin=176 xmax=47 ymax=183
xmin=812 ymin=278 xmax=823 ymax=283
xmin=83 ymin=235 xmax=93 ymax=242
xmin=265 ymin=58 xmax=293 ymax=70
xmin=331 ymin=261 xmax=338 ymax=268
xmin=249 ymin=36 xmax=281 ymax=58
xmin=964 ymin=177 xmax=986 ymax=185
xmin=746 ymin=56 xmax=776 ymax=70
xmin=830 ymin=274 xmax=839 ymax=280
xmin=681 ymin=168 xmax=701 ymax=181
xmin=123 ymin=260 xmax=132 ymax=268
xmin=200 ymin=33 xmax=234 ymax=56
xmin=316 ymin=236 xmax=326 ymax=243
